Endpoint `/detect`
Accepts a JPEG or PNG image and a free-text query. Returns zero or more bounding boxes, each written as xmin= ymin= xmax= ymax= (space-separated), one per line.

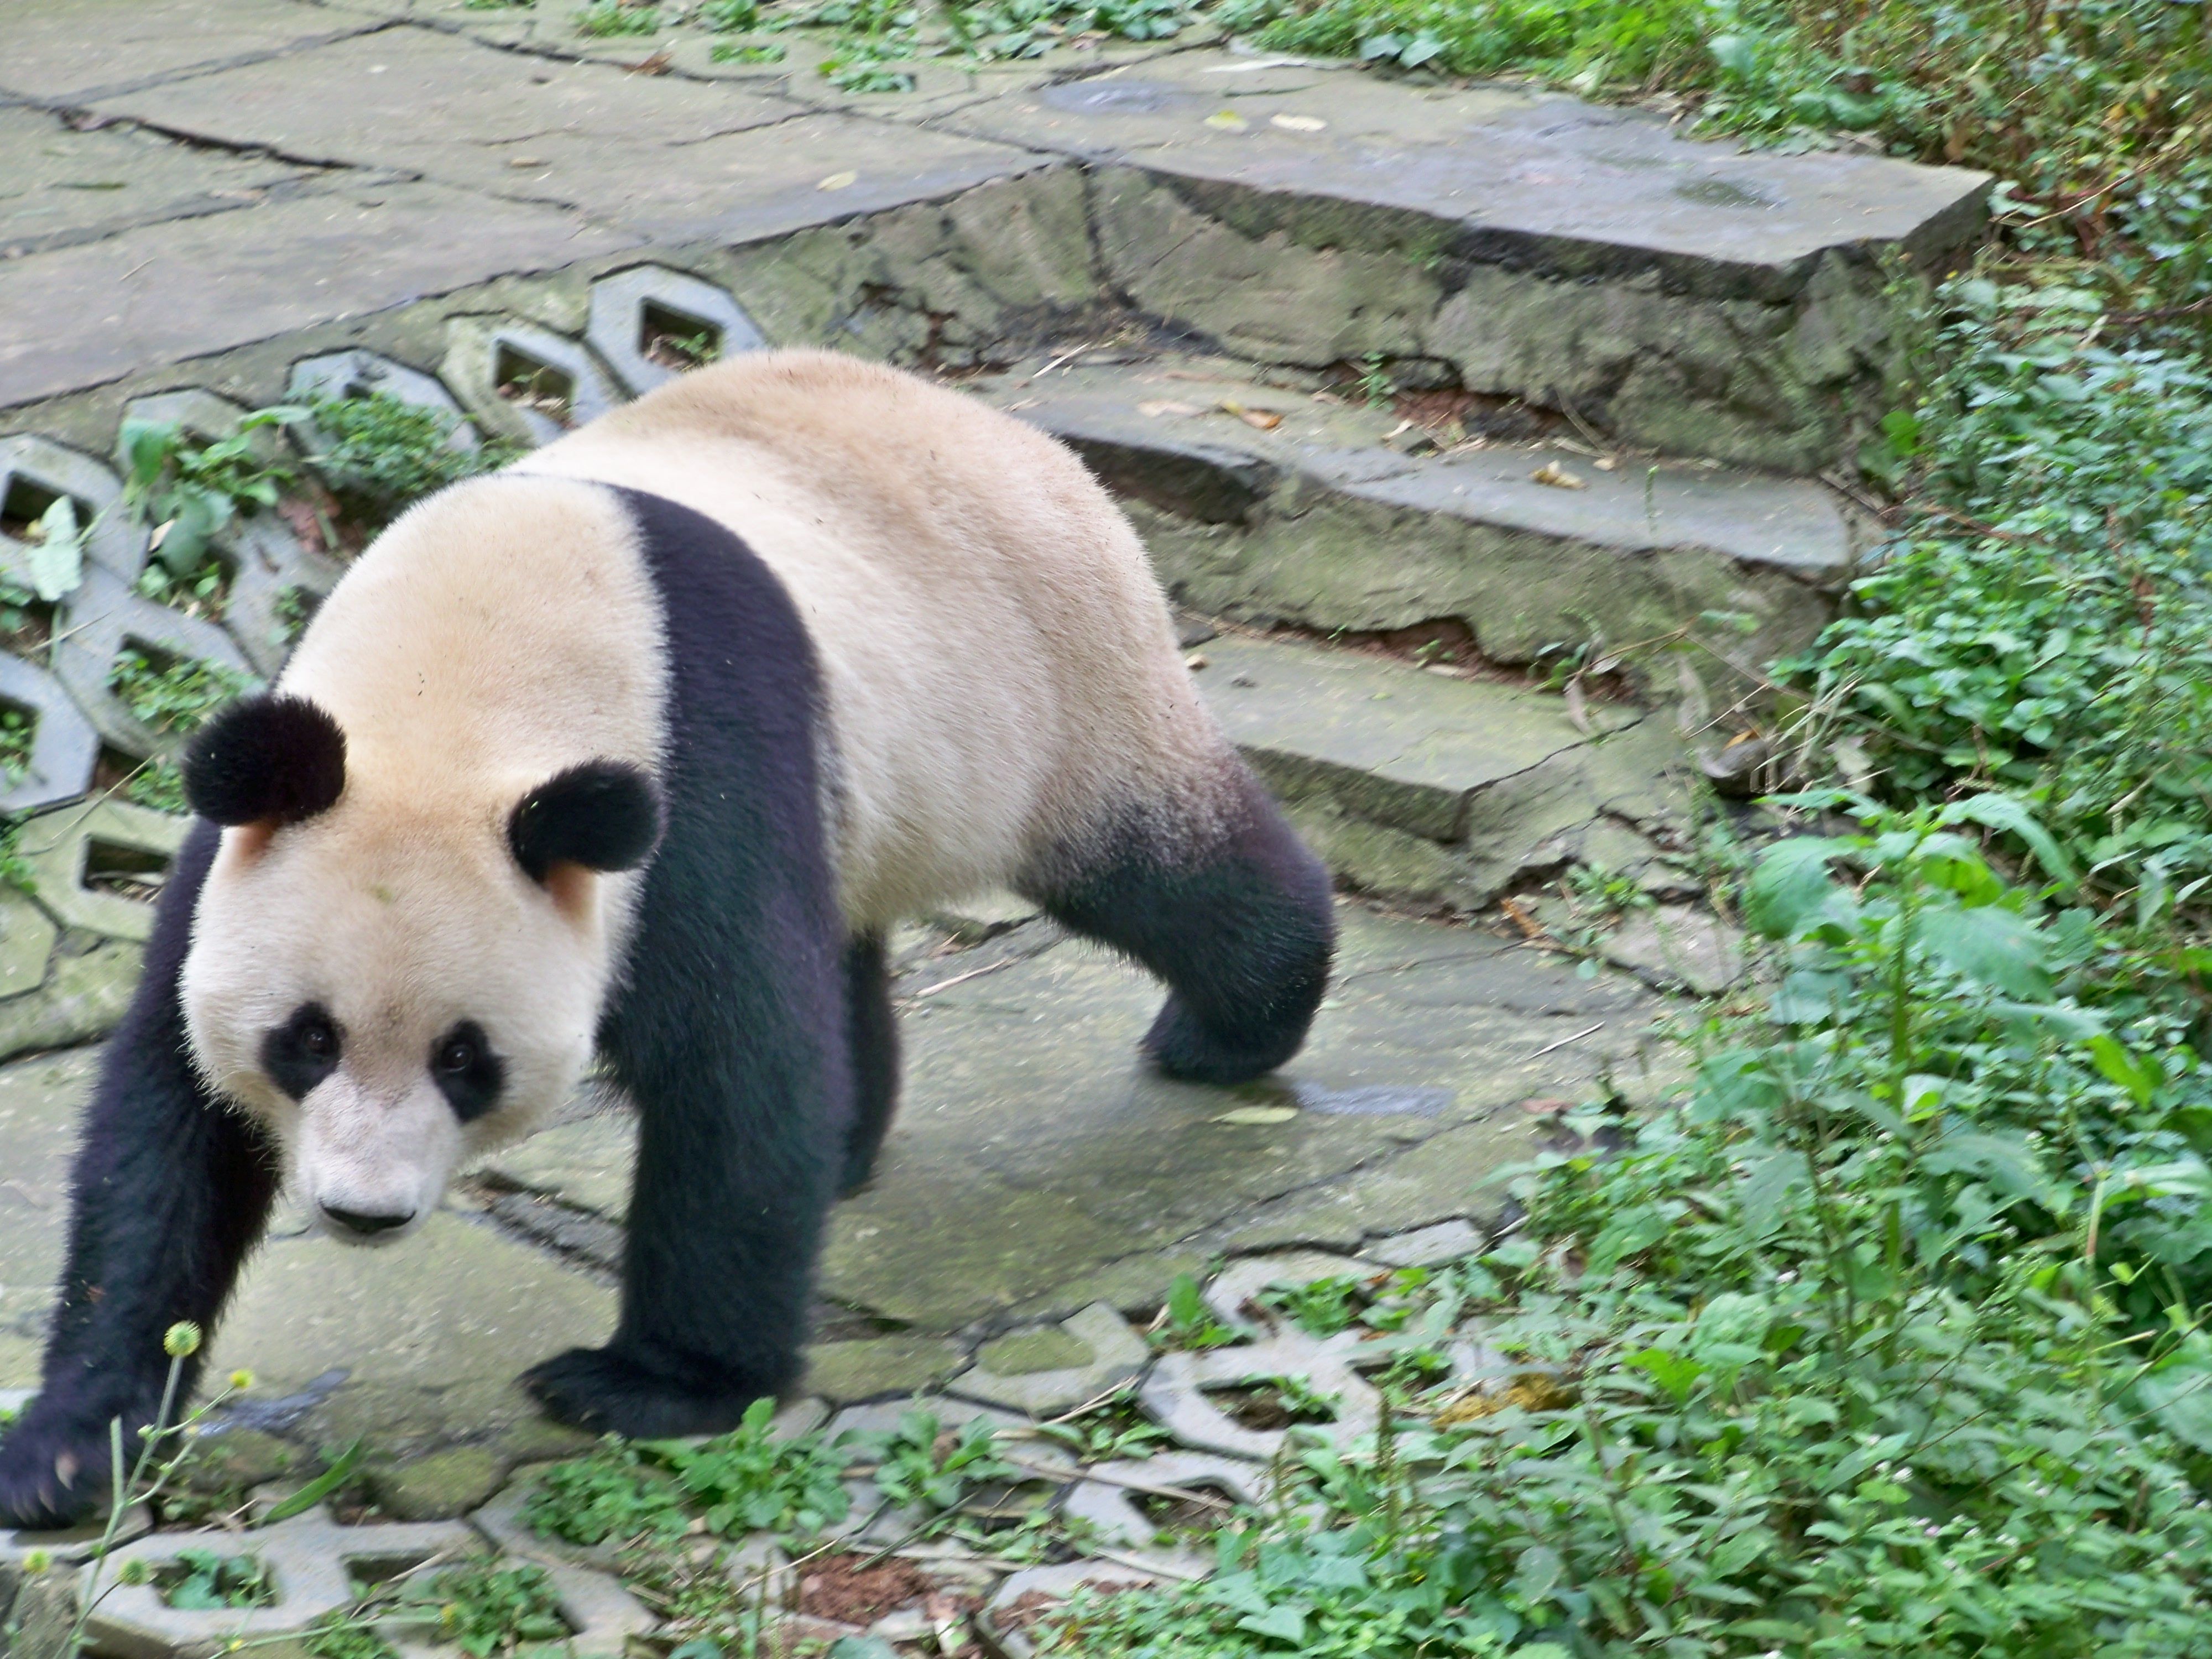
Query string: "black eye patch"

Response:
xmin=430 ymin=1020 xmax=505 ymax=1123
xmin=262 ymin=1002 xmax=342 ymax=1100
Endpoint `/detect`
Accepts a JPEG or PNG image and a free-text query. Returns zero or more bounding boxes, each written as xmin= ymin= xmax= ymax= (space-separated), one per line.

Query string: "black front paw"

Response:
xmin=0 ymin=1410 xmax=111 ymax=1531
xmin=519 ymin=1345 xmax=786 ymax=1440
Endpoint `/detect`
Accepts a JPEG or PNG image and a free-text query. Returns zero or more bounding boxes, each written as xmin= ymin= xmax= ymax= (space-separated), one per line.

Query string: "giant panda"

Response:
xmin=0 ymin=349 xmax=1335 ymax=1528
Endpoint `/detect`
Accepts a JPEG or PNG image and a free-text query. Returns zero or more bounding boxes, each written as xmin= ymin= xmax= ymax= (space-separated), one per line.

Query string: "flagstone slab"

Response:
xmin=0 ymin=0 xmax=379 ymax=103
xmin=0 ymin=180 xmax=635 ymax=410
xmin=946 ymin=51 xmax=1990 ymax=299
xmin=0 ymin=107 xmax=311 ymax=261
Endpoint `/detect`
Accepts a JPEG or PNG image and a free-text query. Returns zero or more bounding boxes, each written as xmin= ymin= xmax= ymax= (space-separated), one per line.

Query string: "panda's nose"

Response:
xmin=321 ymin=1203 xmax=415 ymax=1237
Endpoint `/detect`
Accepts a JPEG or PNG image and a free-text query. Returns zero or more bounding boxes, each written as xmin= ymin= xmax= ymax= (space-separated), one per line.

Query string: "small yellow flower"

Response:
xmin=228 ymin=1369 xmax=255 ymax=1391
xmin=163 ymin=1322 xmax=204 ymax=1359
xmin=118 ymin=1559 xmax=149 ymax=1585
xmin=20 ymin=1548 xmax=51 ymax=1575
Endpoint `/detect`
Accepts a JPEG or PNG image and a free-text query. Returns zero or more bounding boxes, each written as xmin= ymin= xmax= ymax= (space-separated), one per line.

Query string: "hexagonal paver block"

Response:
xmin=52 ymin=564 xmax=255 ymax=757
xmin=1059 ymin=1451 xmax=1267 ymax=1552
xmin=286 ymin=348 xmax=482 ymax=456
xmin=19 ymin=796 xmax=191 ymax=943
xmin=0 ymin=653 xmax=97 ymax=813
xmin=948 ymin=1302 xmax=1148 ymax=1416
xmin=224 ymin=514 xmax=343 ymax=680
xmin=84 ymin=1512 xmax=479 ymax=1659
xmin=467 ymin=1489 xmax=659 ymax=1658
xmin=586 ymin=265 xmax=765 ymax=397
xmin=1139 ymin=1332 xmax=1380 ymax=1463
xmin=1203 ymin=1250 xmax=1372 ymax=1338
xmin=119 ymin=389 xmax=289 ymax=472
xmin=0 ymin=434 xmax=147 ymax=591
xmin=2 ymin=1505 xmax=154 ymax=1566
xmin=441 ymin=319 xmax=622 ymax=448
xmin=0 ymin=888 xmax=59 ymax=1001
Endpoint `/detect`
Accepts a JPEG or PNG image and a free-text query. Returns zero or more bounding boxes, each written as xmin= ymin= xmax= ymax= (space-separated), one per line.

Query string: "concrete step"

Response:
xmin=1188 ymin=629 xmax=1693 ymax=911
xmin=981 ymin=353 xmax=1858 ymax=680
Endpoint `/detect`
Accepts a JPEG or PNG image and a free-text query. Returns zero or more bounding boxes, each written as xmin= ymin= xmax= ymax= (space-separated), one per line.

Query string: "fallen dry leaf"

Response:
xmin=625 ymin=50 xmax=672 ymax=74
xmin=1203 ymin=110 xmax=1250 ymax=132
xmin=1214 ymin=1105 xmax=1298 ymax=1125
xmin=1270 ymin=113 xmax=1327 ymax=132
xmin=816 ymin=170 xmax=858 ymax=191
xmin=1138 ymin=398 xmax=1202 ymax=418
xmin=1185 ymin=653 xmax=1209 ymax=670
xmin=1219 ymin=399 xmax=1283 ymax=430
xmin=1594 ymin=455 xmax=1618 ymax=471
xmin=1517 ymin=1095 xmax=1571 ymax=1115
xmin=1433 ymin=1374 xmax=1577 ymax=1426
xmin=1530 ymin=460 xmax=1587 ymax=490
xmin=506 ymin=155 xmax=547 ymax=168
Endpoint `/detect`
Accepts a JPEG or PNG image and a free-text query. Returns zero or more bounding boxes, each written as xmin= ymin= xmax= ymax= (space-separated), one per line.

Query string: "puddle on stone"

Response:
xmin=1228 ymin=1078 xmax=1453 ymax=1118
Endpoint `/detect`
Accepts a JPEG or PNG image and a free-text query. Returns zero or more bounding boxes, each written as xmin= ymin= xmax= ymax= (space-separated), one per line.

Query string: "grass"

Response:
xmin=105 ymin=649 xmax=261 ymax=738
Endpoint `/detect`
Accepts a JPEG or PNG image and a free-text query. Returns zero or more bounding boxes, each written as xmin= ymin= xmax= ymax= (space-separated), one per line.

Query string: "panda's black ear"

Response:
xmin=508 ymin=760 xmax=664 ymax=883
xmin=183 ymin=693 xmax=347 ymax=828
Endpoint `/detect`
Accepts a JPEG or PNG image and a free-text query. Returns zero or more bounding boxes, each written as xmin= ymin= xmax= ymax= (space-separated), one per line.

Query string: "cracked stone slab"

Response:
xmin=1597 ymin=902 xmax=1747 ymax=995
xmin=947 ymin=1302 xmax=1147 ymax=1416
xmin=85 ymin=1512 xmax=479 ymax=1659
xmin=0 ymin=107 xmax=312 ymax=262
xmin=0 ymin=0 xmax=383 ymax=102
xmin=0 ymin=180 xmax=635 ymax=411
xmin=86 ymin=29 xmax=1053 ymax=244
xmin=1202 ymin=1251 xmax=1370 ymax=1338
xmin=945 ymin=51 xmax=1989 ymax=300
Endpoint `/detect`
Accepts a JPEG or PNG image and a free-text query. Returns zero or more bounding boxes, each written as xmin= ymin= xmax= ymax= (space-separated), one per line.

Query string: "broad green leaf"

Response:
xmin=27 ymin=495 xmax=84 ymax=601
xmin=1235 ymin=1605 xmax=1308 ymax=1644
xmin=1919 ymin=904 xmax=2049 ymax=998
xmin=1743 ymin=837 xmax=1850 ymax=939
xmin=1944 ymin=793 xmax=2078 ymax=887
xmin=2088 ymin=1034 xmax=2161 ymax=1107
xmin=258 ymin=1439 xmax=362 ymax=1524
xmin=1626 ymin=1346 xmax=1706 ymax=1404
xmin=1922 ymin=1129 xmax=2058 ymax=1210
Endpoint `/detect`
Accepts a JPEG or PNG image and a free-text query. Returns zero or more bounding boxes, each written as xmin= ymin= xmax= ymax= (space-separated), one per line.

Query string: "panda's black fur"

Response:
xmin=0 ymin=404 xmax=1335 ymax=1530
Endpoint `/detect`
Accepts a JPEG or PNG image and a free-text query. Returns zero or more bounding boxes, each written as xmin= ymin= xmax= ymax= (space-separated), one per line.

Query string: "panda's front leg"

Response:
xmin=0 ymin=823 xmax=283 ymax=1530
xmin=519 ymin=895 xmax=849 ymax=1438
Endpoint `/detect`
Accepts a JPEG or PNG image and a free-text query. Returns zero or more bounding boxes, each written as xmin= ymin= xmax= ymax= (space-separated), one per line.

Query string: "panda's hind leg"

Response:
xmin=840 ymin=932 xmax=898 ymax=1196
xmin=1022 ymin=763 xmax=1335 ymax=1084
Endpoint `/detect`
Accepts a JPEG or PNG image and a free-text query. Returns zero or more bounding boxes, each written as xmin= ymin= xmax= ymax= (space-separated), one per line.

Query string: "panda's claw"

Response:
xmin=520 ymin=1344 xmax=779 ymax=1441
xmin=0 ymin=1410 xmax=108 ymax=1531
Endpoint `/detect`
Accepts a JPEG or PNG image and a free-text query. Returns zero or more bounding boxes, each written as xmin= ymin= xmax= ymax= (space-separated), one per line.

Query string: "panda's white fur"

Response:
xmin=180 ymin=350 xmax=1239 ymax=1235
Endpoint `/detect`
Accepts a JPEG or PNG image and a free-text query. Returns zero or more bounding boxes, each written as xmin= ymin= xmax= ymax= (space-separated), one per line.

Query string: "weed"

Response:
xmin=304 ymin=393 xmax=512 ymax=529
xmin=1354 ymin=352 xmax=1395 ymax=408
xmin=1255 ymin=1274 xmax=1368 ymax=1338
xmin=1031 ymin=1389 xmax=1175 ymax=1462
xmin=1153 ymin=1271 xmax=1240 ymax=1351
xmin=135 ymin=551 xmax=231 ymax=622
xmin=304 ymin=1613 xmax=403 ymax=1659
xmin=0 ymin=705 xmax=33 ymax=785
xmin=119 ymin=407 xmax=301 ymax=585
xmin=851 ymin=1408 xmax=1015 ymax=1512
xmin=575 ymin=0 xmax=660 ymax=34
xmin=696 ymin=0 xmax=759 ymax=25
xmin=709 ymin=38 xmax=786 ymax=59
xmin=156 ymin=1550 xmax=275 ymax=1611
xmin=525 ymin=1399 xmax=851 ymax=1545
xmin=125 ymin=757 xmax=189 ymax=815
xmin=106 ymin=648 xmax=260 ymax=737
xmin=401 ymin=1562 xmax=571 ymax=1658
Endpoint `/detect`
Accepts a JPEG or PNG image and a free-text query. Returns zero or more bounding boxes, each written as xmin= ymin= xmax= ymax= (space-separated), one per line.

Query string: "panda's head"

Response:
xmin=175 ymin=694 xmax=662 ymax=1246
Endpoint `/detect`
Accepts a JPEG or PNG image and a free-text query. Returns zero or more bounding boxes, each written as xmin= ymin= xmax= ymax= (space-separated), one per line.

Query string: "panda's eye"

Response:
xmin=300 ymin=1019 xmax=336 ymax=1058
xmin=429 ymin=1020 xmax=505 ymax=1124
xmin=262 ymin=1001 xmax=342 ymax=1101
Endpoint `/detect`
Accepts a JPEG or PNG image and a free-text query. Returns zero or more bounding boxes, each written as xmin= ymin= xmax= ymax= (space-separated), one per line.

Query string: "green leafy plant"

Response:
xmin=709 ymin=38 xmax=786 ymax=59
xmin=1255 ymin=1275 xmax=1368 ymax=1338
xmin=106 ymin=648 xmax=262 ymax=737
xmin=853 ymin=1408 xmax=1014 ymax=1512
xmin=575 ymin=0 xmax=660 ymax=33
xmin=304 ymin=392 xmax=512 ymax=528
xmin=1155 ymin=1270 xmax=1240 ymax=1350
xmin=525 ymin=1398 xmax=851 ymax=1546
xmin=401 ymin=1562 xmax=571 ymax=1659
xmin=1031 ymin=1389 xmax=1175 ymax=1462
xmin=156 ymin=1549 xmax=275 ymax=1611
xmin=119 ymin=407 xmax=301 ymax=582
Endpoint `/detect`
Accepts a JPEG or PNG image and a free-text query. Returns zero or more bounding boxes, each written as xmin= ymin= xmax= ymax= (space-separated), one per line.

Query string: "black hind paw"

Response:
xmin=0 ymin=1411 xmax=110 ymax=1531
xmin=1141 ymin=994 xmax=1306 ymax=1086
xmin=519 ymin=1345 xmax=785 ymax=1440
